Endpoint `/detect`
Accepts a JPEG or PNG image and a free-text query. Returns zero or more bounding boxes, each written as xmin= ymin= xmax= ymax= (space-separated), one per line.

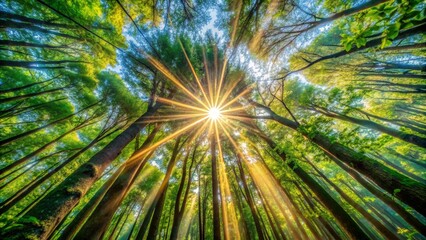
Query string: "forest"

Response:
xmin=0 ymin=0 xmax=425 ymax=239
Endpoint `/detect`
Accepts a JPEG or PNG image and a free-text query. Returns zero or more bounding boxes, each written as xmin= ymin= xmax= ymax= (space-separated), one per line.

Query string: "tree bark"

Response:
xmin=1 ymin=104 xmax=160 ymax=240
xmin=312 ymin=106 xmax=426 ymax=148
xmin=211 ymin=134 xmax=222 ymax=240
xmin=73 ymin=126 xmax=160 ymax=240
xmin=251 ymin=101 xmax=426 ymax=217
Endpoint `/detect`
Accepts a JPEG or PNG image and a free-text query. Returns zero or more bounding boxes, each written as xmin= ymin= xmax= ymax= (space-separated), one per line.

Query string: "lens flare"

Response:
xmin=208 ymin=107 xmax=221 ymax=121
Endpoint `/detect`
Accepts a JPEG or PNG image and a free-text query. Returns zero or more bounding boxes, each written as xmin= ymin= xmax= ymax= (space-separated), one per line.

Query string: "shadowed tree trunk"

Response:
xmin=310 ymin=105 xmax=426 ymax=148
xmin=251 ymin=101 xmax=426 ymax=217
xmin=248 ymin=126 xmax=369 ymax=239
xmin=170 ymin=145 xmax=198 ymax=240
xmin=2 ymin=104 xmax=160 ymax=240
xmin=211 ymin=134 xmax=222 ymax=240
xmin=135 ymin=137 xmax=182 ymax=240
xmin=306 ymin=157 xmax=399 ymax=239
xmin=72 ymin=126 xmax=160 ymax=239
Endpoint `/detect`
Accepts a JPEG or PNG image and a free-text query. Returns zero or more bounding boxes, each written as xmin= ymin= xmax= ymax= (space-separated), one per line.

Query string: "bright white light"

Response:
xmin=208 ymin=107 xmax=221 ymax=121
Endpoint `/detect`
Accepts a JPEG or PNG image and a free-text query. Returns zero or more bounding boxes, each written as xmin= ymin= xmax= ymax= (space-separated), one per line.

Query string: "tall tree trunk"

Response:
xmin=2 ymin=104 xmax=160 ymax=240
xmin=0 ymin=100 xmax=98 ymax=147
xmin=73 ymin=126 xmax=160 ymax=239
xmin=312 ymin=106 xmax=426 ymax=148
xmin=170 ymin=146 xmax=197 ymax=240
xmin=306 ymin=157 xmax=399 ymax=239
xmin=135 ymin=137 xmax=182 ymax=240
xmin=251 ymin=128 xmax=368 ymax=239
xmin=147 ymin=138 xmax=182 ymax=239
xmin=251 ymin=101 xmax=426 ymax=217
xmin=211 ymin=134 xmax=222 ymax=240
xmin=234 ymin=155 xmax=266 ymax=240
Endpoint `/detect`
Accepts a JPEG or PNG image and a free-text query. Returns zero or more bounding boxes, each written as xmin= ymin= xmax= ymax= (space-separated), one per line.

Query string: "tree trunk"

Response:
xmin=135 ymin=137 xmax=182 ymax=240
xmin=73 ymin=126 xmax=160 ymax=239
xmin=0 ymin=100 xmax=98 ymax=147
xmin=234 ymin=155 xmax=266 ymax=240
xmin=306 ymin=157 xmax=399 ymax=239
xmin=251 ymin=101 xmax=426 ymax=217
xmin=0 ymin=87 xmax=64 ymax=104
xmin=312 ymin=106 xmax=426 ymax=148
xmin=253 ymin=129 xmax=368 ymax=239
xmin=2 ymin=104 xmax=160 ymax=240
xmin=211 ymin=134 xmax=222 ymax=240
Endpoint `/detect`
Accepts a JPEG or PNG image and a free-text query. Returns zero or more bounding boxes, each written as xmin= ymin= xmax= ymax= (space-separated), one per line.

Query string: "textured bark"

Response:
xmin=135 ymin=138 xmax=182 ymax=240
xmin=57 ymin=163 xmax=125 ymax=240
xmin=0 ymin=100 xmax=98 ymax=147
xmin=252 ymin=101 xmax=426 ymax=217
xmin=313 ymin=106 xmax=426 ymax=148
xmin=72 ymin=126 xmax=160 ymax=240
xmin=2 ymin=105 xmax=160 ymax=240
xmin=307 ymin=158 xmax=399 ymax=239
xmin=234 ymin=156 xmax=266 ymax=240
xmin=211 ymin=134 xmax=222 ymax=240
xmin=253 ymin=130 xmax=368 ymax=239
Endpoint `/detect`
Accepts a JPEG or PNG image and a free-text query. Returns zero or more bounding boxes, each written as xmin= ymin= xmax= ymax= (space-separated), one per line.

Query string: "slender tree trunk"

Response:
xmin=306 ymin=158 xmax=399 ymax=239
xmin=170 ymin=147 xmax=196 ymax=240
xmin=0 ymin=20 xmax=81 ymax=40
xmin=0 ymin=100 xmax=98 ymax=147
xmin=0 ymin=75 xmax=59 ymax=94
xmin=2 ymin=104 xmax=160 ymax=240
xmin=135 ymin=138 xmax=182 ymax=240
xmin=283 ymin=23 xmax=425 ymax=78
xmin=0 ymin=98 xmax=66 ymax=119
xmin=145 ymin=138 xmax=182 ymax=240
xmin=0 ymin=119 xmax=91 ymax=175
xmin=295 ymin=183 xmax=342 ymax=239
xmin=252 ymin=129 xmax=368 ymax=239
xmin=0 ymin=87 xmax=64 ymax=104
xmin=211 ymin=134 xmax=222 ymax=240
xmin=251 ymin=101 xmax=426 ymax=217
xmin=73 ymin=126 xmax=160 ymax=240
xmin=0 ymin=133 xmax=105 ymax=215
xmin=312 ymin=106 xmax=426 ymax=148
xmin=234 ymin=156 xmax=266 ymax=240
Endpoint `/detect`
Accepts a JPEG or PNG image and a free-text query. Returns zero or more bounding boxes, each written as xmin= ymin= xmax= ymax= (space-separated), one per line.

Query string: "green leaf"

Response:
xmin=344 ymin=42 xmax=352 ymax=51
xmin=381 ymin=38 xmax=392 ymax=48
xmin=387 ymin=22 xmax=401 ymax=39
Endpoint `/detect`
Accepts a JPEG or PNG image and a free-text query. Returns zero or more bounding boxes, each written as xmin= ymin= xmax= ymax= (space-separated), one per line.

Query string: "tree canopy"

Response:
xmin=0 ymin=0 xmax=425 ymax=239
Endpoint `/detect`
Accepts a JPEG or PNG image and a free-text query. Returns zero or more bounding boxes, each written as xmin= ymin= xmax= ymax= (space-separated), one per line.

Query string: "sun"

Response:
xmin=208 ymin=107 xmax=222 ymax=121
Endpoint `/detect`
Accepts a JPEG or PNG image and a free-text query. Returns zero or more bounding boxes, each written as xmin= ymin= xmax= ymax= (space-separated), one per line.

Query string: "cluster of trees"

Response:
xmin=0 ymin=0 xmax=424 ymax=239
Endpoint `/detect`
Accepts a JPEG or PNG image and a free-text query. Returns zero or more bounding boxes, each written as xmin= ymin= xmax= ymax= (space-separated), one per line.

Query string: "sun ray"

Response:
xmin=127 ymin=116 xmax=208 ymax=164
xmin=218 ymin=84 xmax=254 ymax=110
xmin=134 ymin=114 xmax=207 ymax=124
xmin=214 ymin=122 xmax=241 ymax=240
xmin=215 ymin=57 xmax=228 ymax=107
xmin=216 ymin=74 xmax=244 ymax=108
xmin=202 ymin=48 xmax=215 ymax=106
xmin=178 ymin=40 xmax=212 ymax=108
xmin=157 ymin=97 xmax=208 ymax=112
xmin=147 ymin=56 xmax=209 ymax=109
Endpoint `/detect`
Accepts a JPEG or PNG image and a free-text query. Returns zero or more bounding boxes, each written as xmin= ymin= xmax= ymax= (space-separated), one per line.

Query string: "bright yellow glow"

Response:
xmin=208 ymin=107 xmax=221 ymax=121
